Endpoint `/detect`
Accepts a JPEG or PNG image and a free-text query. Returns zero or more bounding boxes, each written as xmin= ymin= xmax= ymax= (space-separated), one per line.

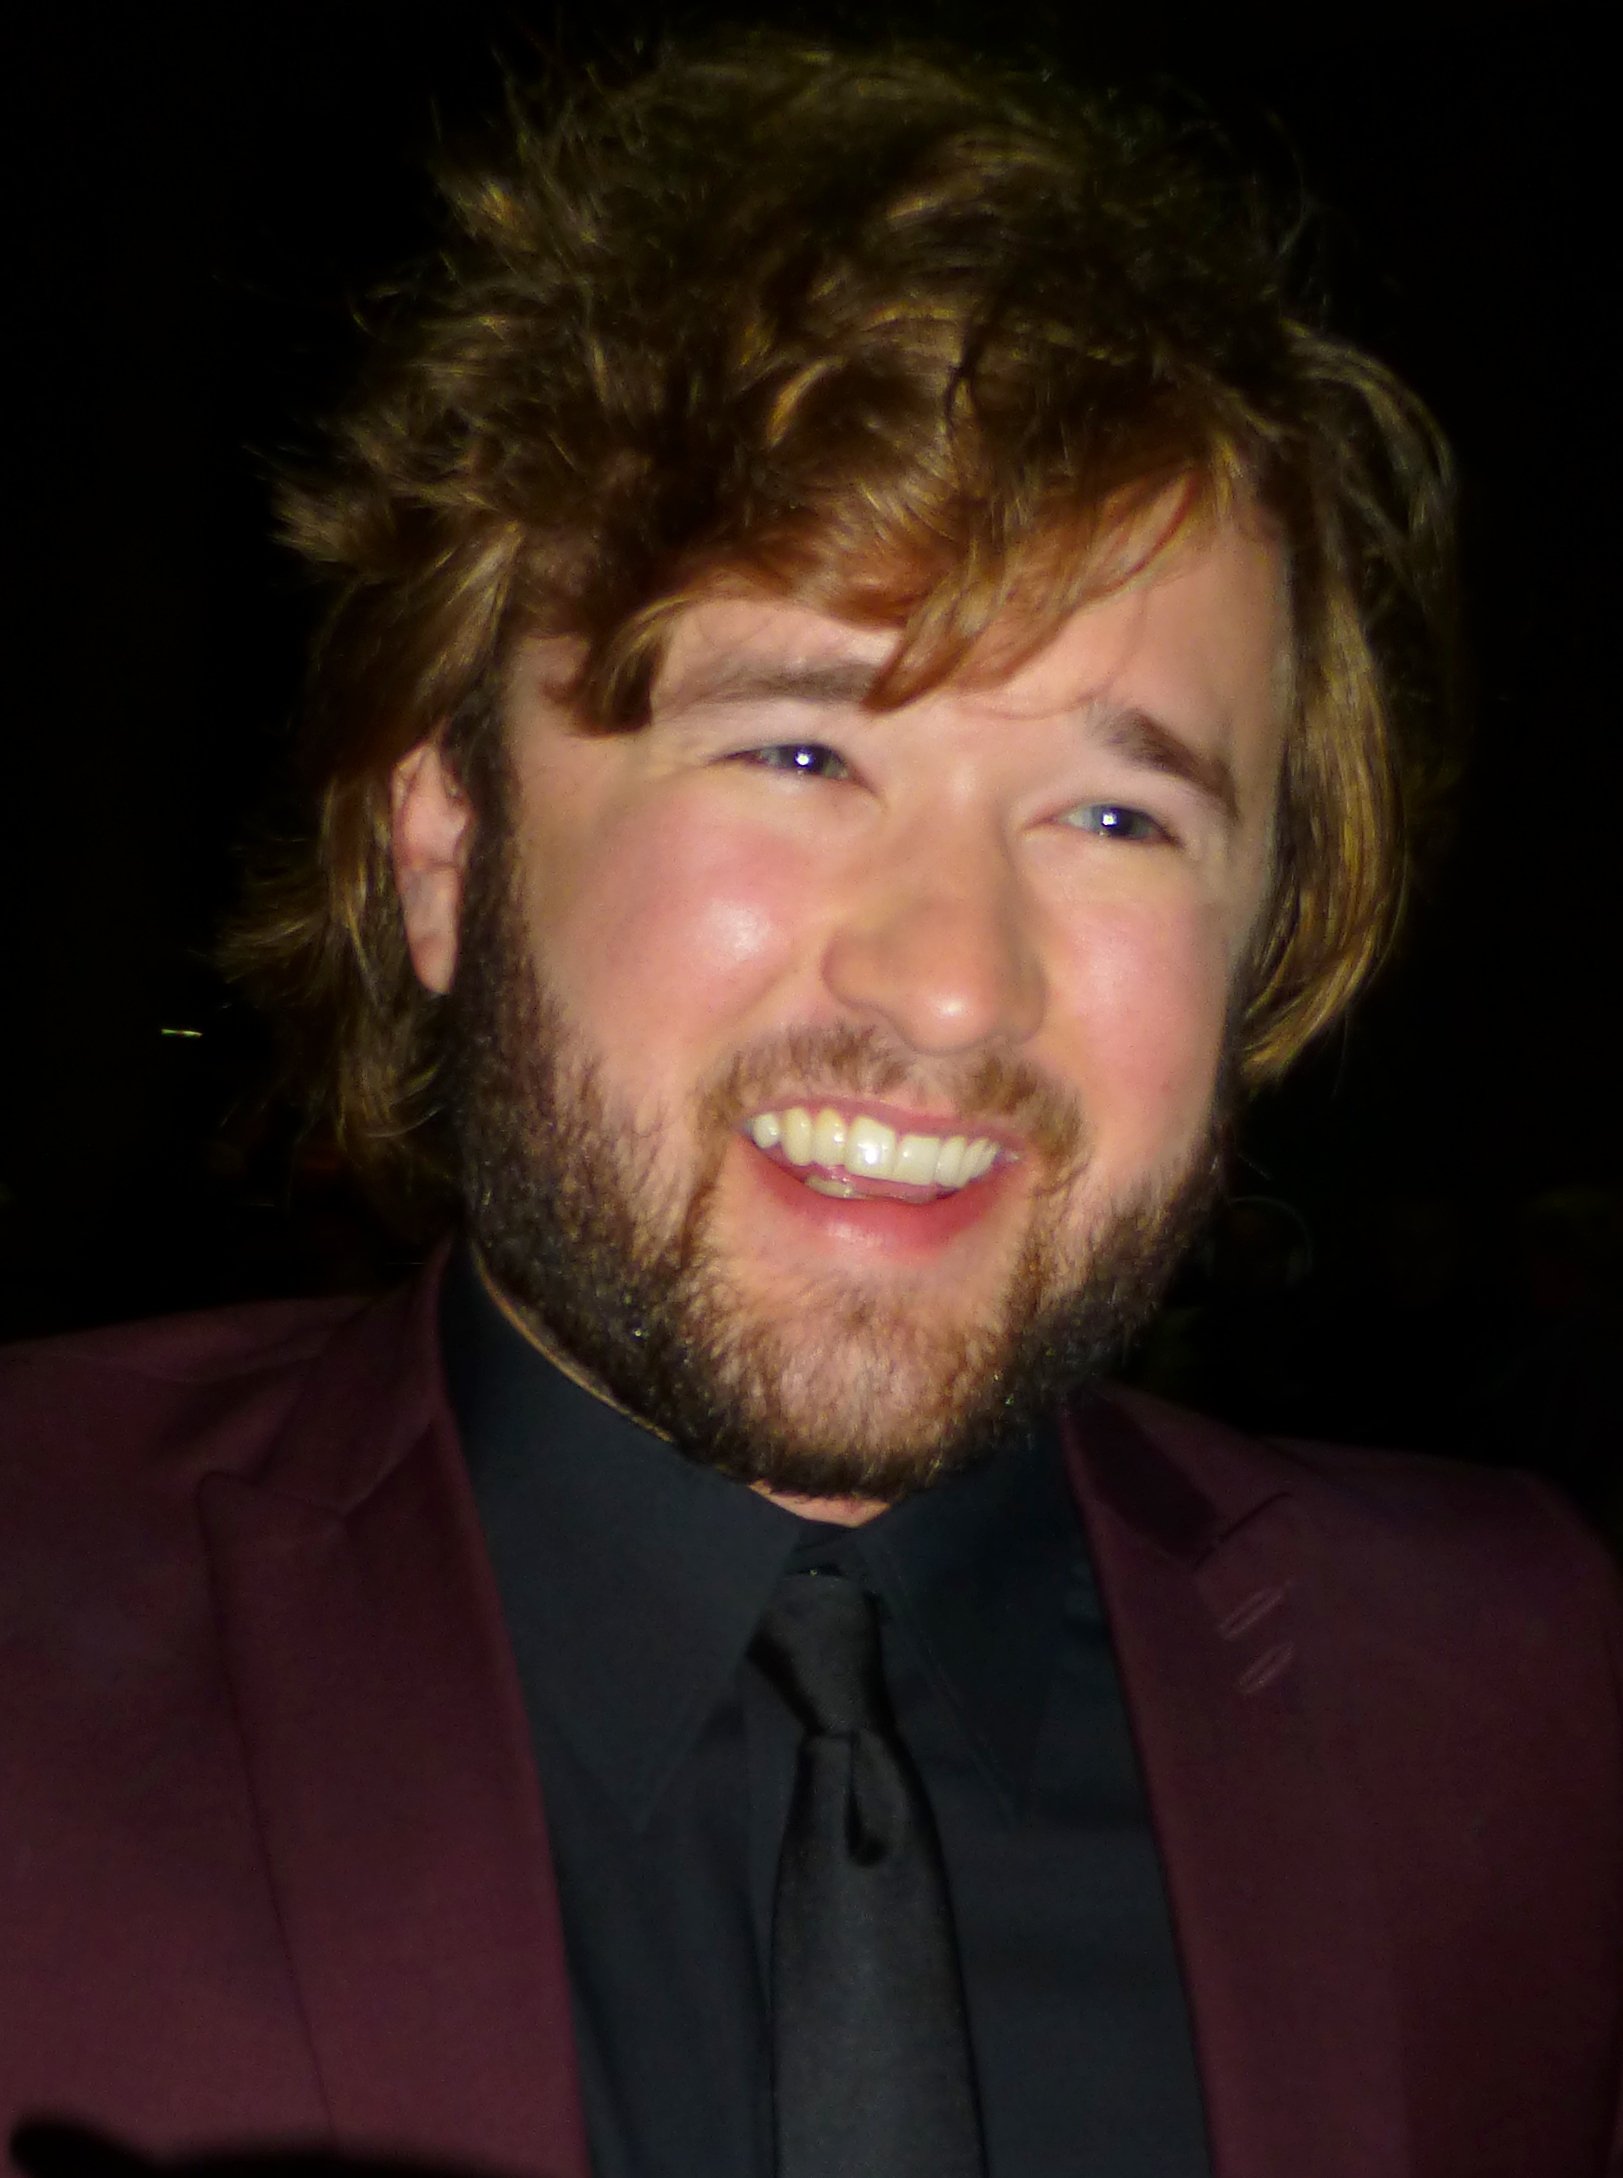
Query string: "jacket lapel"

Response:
xmin=1067 ymin=1390 xmax=1409 ymax=2178
xmin=199 ymin=1268 xmax=591 ymax=2178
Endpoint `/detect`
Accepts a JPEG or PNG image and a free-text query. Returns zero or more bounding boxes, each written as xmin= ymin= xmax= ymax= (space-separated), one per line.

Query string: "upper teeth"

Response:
xmin=747 ymin=1107 xmax=1007 ymax=1189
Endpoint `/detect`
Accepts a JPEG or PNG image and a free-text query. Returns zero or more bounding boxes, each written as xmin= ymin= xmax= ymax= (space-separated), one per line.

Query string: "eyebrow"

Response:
xmin=659 ymin=656 xmax=1242 ymax=827
xmin=1090 ymin=702 xmax=1241 ymax=829
xmin=658 ymin=655 xmax=884 ymax=712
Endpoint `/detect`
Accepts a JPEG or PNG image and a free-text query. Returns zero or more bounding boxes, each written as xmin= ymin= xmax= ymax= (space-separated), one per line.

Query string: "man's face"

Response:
xmin=394 ymin=514 xmax=1288 ymax=1506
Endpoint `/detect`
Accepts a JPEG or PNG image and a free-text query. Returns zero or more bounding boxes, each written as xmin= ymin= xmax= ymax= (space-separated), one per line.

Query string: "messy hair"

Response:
xmin=230 ymin=31 xmax=1455 ymax=1223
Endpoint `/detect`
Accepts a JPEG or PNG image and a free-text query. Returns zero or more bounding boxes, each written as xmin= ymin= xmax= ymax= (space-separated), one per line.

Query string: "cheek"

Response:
xmin=1049 ymin=900 xmax=1233 ymax=1150
xmin=524 ymin=795 xmax=816 ymax=1052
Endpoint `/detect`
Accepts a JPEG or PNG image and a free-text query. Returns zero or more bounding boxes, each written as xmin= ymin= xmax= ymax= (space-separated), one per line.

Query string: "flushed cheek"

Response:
xmin=525 ymin=799 xmax=820 ymax=1075
xmin=1050 ymin=907 xmax=1232 ymax=1169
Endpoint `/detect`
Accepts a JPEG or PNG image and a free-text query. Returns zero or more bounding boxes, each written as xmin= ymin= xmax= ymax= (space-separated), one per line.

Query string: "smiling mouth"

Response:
xmin=744 ymin=1103 xmax=1016 ymax=1200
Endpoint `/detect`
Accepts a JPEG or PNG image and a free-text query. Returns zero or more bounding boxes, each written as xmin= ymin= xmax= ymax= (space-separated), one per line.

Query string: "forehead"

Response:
xmin=653 ymin=513 xmax=1289 ymax=739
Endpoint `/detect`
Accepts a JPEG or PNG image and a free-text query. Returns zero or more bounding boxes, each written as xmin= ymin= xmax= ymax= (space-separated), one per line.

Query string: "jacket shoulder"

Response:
xmin=0 ymin=1293 xmax=378 ymax=1493
xmin=1099 ymin=1382 xmax=1623 ymax=1646
xmin=1104 ymin=1378 xmax=1584 ymax=1525
xmin=2 ymin=1292 xmax=373 ymax=1382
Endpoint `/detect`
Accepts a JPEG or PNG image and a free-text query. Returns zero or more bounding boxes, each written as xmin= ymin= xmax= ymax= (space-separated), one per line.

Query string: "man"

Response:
xmin=3 ymin=32 xmax=1620 ymax=2178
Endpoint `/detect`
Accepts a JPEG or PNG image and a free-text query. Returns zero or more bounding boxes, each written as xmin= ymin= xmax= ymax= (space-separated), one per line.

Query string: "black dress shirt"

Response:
xmin=442 ymin=1249 xmax=1210 ymax=2178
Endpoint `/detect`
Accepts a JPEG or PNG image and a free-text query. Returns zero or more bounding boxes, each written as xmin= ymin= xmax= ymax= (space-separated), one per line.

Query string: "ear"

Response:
xmin=390 ymin=742 xmax=473 ymax=994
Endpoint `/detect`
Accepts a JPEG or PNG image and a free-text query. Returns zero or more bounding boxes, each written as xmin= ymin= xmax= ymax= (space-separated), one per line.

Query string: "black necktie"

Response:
xmin=752 ymin=1570 xmax=986 ymax=2178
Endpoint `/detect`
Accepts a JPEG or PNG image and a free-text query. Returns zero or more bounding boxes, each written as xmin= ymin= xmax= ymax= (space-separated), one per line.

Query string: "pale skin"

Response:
xmin=392 ymin=512 xmax=1290 ymax=1522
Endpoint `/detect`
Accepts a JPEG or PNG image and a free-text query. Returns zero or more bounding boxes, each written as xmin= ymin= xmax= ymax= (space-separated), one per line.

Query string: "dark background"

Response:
xmin=5 ymin=5 xmax=1618 ymax=1519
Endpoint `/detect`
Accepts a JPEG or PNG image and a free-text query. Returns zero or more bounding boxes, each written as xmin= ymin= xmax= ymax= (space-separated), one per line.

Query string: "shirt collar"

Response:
xmin=443 ymin=1246 xmax=1084 ymax=1825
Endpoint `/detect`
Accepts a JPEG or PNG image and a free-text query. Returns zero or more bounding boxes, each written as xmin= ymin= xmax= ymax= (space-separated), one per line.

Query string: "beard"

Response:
xmin=445 ymin=820 xmax=1225 ymax=1505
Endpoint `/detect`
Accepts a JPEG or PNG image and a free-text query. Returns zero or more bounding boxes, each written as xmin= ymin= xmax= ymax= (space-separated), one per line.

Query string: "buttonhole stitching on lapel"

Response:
xmin=1236 ymin=1641 xmax=1294 ymax=1696
xmin=1216 ymin=1583 xmax=1290 ymax=1641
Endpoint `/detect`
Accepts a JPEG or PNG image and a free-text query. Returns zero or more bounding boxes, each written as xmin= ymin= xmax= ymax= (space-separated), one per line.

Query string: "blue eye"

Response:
xmin=739 ymin=743 xmax=851 ymax=780
xmin=1060 ymin=802 xmax=1168 ymax=844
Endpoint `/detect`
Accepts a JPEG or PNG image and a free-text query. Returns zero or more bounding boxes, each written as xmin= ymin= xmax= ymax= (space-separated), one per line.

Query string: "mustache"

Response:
xmin=698 ymin=1023 xmax=1088 ymax=1172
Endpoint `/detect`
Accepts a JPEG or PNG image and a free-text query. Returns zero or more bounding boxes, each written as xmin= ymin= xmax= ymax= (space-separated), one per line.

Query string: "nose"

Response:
xmin=820 ymin=820 xmax=1047 ymax=1056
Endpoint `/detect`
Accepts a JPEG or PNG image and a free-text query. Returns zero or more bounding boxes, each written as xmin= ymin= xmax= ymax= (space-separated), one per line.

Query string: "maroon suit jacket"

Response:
xmin=3 ymin=1261 xmax=1621 ymax=2178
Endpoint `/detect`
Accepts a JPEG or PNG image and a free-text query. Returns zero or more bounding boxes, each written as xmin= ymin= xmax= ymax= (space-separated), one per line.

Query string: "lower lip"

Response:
xmin=737 ymin=1136 xmax=1015 ymax=1257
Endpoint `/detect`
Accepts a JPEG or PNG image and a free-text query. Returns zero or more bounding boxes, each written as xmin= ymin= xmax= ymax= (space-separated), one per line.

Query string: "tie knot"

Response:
xmin=752 ymin=1571 xmax=887 ymax=1738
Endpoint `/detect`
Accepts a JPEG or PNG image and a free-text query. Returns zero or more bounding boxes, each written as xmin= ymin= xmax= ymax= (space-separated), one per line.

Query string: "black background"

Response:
xmin=5 ymin=5 xmax=1617 ymax=1502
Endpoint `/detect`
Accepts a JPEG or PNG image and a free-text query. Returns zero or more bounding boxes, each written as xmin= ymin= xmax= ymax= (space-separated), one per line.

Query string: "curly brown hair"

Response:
xmin=229 ymin=31 xmax=1455 ymax=1226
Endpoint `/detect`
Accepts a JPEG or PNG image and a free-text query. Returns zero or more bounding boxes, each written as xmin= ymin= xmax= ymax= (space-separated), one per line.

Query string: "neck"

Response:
xmin=749 ymin=1483 xmax=887 ymax=1527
